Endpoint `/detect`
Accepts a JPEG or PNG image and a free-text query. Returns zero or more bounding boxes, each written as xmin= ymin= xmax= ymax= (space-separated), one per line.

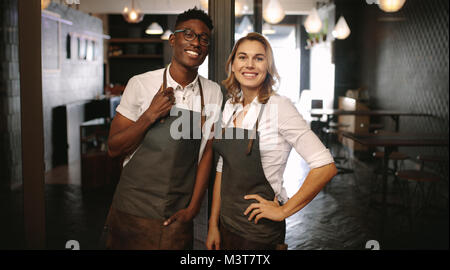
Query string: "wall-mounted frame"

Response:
xmin=69 ymin=33 xmax=99 ymax=62
xmin=41 ymin=10 xmax=62 ymax=73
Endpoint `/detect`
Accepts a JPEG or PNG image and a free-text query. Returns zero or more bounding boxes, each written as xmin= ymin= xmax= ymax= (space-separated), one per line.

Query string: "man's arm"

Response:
xmin=163 ymin=138 xmax=214 ymax=225
xmin=107 ymin=88 xmax=174 ymax=158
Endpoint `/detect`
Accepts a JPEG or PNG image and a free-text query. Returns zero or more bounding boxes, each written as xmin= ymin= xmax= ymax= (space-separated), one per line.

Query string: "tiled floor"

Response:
xmin=1 ymin=145 xmax=448 ymax=250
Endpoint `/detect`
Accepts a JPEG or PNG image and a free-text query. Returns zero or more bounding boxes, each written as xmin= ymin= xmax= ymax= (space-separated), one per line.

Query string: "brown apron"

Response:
xmin=212 ymin=104 xmax=287 ymax=250
xmin=105 ymin=68 xmax=205 ymax=250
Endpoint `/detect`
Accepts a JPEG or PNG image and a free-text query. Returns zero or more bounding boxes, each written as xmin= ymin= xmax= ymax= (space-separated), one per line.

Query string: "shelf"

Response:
xmin=109 ymin=54 xmax=163 ymax=59
xmin=109 ymin=38 xmax=164 ymax=43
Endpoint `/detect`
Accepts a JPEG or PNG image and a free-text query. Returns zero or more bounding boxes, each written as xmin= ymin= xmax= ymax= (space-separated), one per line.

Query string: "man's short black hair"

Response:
xmin=175 ymin=7 xmax=214 ymax=31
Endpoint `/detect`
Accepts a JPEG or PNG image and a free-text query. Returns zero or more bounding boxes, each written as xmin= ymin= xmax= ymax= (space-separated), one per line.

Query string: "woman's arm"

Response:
xmin=206 ymin=171 xmax=222 ymax=250
xmin=245 ymin=163 xmax=337 ymax=223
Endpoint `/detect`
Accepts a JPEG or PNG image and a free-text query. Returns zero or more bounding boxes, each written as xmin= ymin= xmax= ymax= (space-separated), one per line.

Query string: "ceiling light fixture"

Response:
xmin=200 ymin=0 xmax=209 ymax=11
xmin=378 ymin=0 xmax=406 ymax=12
xmin=262 ymin=23 xmax=276 ymax=35
xmin=263 ymin=0 xmax=285 ymax=24
xmin=332 ymin=16 xmax=351 ymax=40
xmin=41 ymin=0 xmax=51 ymax=9
xmin=122 ymin=0 xmax=144 ymax=24
xmin=161 ymin=29 xmax=173 ymax=40
xmin=145 ymin=22 xmax=164 ymax=35
xmin=304 ymin=8 xmax=322 ymax=34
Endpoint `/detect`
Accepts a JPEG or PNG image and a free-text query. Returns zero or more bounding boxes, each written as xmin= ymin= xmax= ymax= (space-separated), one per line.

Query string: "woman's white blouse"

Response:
xmin=216 ymin=94 xmax=334 ymax=203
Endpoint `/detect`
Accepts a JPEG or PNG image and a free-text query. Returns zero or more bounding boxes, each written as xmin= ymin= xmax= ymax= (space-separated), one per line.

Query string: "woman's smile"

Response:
xmin=232 ymin=40 xmax=268 ymax=92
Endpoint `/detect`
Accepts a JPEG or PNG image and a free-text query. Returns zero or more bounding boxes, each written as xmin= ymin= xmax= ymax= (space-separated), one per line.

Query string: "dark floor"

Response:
xmin=1 ymin=145 xmax=448 ymax=250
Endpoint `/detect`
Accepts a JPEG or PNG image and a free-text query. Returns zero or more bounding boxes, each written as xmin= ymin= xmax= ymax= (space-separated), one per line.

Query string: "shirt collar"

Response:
xmin=234 ymin=91 xmax=261 ymax=112
xmin=166 ymin=63 xmax=200 ymax=92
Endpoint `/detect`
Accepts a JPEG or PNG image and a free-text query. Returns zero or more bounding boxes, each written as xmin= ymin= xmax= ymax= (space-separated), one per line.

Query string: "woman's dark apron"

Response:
xmin=213 ymin=104 xmax=287 ymax=250
xmin=105 ymin=68 xmax=205 ymax=250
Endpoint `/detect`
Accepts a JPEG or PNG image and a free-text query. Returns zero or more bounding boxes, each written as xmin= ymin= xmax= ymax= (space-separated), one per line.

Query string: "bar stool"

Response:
xmin=395 ymin=155 xmax=446 ymax=224
xmin=368 ymin=149 xmax=410 ymax=218
xmin=369 ymin=123 xmax=385 ymax=134
xmin=321 ymin=124 xmax=356 ymax=192
xmin=370 ymin=130 xmax=409 ymax=187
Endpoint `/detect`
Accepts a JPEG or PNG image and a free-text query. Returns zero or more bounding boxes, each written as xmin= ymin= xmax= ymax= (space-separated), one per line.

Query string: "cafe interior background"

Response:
xmin=0 ymin=0 xmax=448 ymax=249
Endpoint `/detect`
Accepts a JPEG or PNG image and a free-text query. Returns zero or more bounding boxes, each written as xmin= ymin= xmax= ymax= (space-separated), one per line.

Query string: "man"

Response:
xmin=105 ymin=7 xmax=222 ymax=250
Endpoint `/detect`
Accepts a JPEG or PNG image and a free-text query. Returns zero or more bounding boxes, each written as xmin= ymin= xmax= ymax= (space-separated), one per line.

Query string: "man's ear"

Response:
xmin=169 ymin=34 xmax=175 ymax=47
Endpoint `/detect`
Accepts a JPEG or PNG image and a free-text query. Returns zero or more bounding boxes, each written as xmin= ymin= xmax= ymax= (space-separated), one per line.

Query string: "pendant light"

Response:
xmin=41 ymin=0 xmax=51 ymax=9
xmin=378 ymin=0 xmax=406 ymax=12
xmin=161 ymin=29 xmax=173 ymax=40
xmin=122 ymin=0 xmax=144 ymax=24
xmin=263 ymin=0 xmax=285 ymax=24
xmin=304 ymin=8 xmax=322 ymax=34
xmin=235 ymin=1 xmax=244 ymax=17
xmin=145 ymin=22 xmax=164 ymax=35
xmin=332 ymin=16 xmax=351 ymax=40
xmin=262 ymin=23 xmax=275 ymax=35
xmin=200 ymin=0 xmax=209 ymax=10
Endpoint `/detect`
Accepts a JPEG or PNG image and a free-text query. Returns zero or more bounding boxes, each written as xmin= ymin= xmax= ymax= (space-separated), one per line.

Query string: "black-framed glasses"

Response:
xmin=173 ymin=28 xmax=210 ymax=46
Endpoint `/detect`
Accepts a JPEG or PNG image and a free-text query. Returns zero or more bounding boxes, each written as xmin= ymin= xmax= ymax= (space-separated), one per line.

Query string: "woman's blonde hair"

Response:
xmin=222 ymin=32 xmax=280 ymax=104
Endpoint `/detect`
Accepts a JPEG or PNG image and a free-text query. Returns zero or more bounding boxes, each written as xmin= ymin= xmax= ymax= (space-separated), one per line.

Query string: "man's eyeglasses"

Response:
xmin=173 ymin=28 xmax=210 ymax=46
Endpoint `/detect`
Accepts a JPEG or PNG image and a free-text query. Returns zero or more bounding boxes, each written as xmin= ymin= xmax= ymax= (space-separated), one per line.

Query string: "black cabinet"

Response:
xmin=80 ymin=118 xmax=122 ymax=189
xmin=107 ymin=15 xmax=167 ymax=86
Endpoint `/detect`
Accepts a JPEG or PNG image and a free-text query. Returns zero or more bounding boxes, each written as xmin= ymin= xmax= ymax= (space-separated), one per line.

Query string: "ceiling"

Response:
xmin=77 ymin=0 xmax=322 ymax=15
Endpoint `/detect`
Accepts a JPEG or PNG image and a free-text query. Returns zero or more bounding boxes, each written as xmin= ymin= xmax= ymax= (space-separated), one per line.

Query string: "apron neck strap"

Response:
xmin=161 ymin=67 xmax=206 ymax=135
xmin=246 ymin=104 xmax=265 ymax=155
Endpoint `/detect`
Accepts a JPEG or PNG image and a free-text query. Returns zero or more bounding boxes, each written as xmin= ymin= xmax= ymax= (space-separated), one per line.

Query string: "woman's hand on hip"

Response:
xmin=243 ymin=194 xmax=286 ymax=224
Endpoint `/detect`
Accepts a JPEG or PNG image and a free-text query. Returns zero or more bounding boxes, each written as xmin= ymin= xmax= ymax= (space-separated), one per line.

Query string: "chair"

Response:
xmin=369 ymin=150 xmax=410 ymax=200
xmin=370 ymin=130 xmax=410 ymax=182
xmin=396 ymin=155 xmax=446 ymax=221
xmin=369 ymin=123 xmax=385 ymax=134
xmin=321 ymin=122 xmax=356 ymax=192
xmin=310 ymin=99 xmax=327 ymax=139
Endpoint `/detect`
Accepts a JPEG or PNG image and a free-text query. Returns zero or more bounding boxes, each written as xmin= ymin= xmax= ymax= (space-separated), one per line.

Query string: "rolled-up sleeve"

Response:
xmin=278 ymin=98 xmax=334 ymax=169
xmin=116 ymin=76 xmax=144 ymax=122
xmin=216 ymin=156 xmax=223 ymax=172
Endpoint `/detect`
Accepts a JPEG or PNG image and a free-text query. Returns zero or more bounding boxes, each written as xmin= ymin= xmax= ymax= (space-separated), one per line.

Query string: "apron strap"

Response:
xmin=159 ymin=67 xmax=205 ymax=135
xmin=246 ymin=104 xmax=265 ymax=155
xmin=221 ymin=101 xmax=266 ymax=155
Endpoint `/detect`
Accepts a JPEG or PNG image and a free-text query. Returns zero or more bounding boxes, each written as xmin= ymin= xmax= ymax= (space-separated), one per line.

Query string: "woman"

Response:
xmin=206 ymin=33 xmax=337 ymax=250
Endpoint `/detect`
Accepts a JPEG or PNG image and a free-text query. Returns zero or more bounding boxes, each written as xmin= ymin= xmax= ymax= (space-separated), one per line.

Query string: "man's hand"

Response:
xmin=143 ymin=87 xmax=175 ymax=124
xmin=163 ymin=207 xmax=196 ymax=226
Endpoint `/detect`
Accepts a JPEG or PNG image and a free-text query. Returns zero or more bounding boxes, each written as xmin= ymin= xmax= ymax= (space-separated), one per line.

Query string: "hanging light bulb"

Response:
xmin=304 ymin=8 xmax=322 ymax=34
xmin=262 ymin=23 xmax=275 ymax=35
xmin=122 ymin=0 xmax=144 ymax=24
xmin=332 ymin=16 xmax=351 ymax=40
xmin=161 ymin=29 xmax=173 ymax=40
xmin=378 ymin=0 xmax=406 ymax=12
xmin=145 ymin=22 xmax=164 ymax=35
xmin=235 ymin=1 xmax=244 ymax=17
xmin=200 ymin=0 xmax=208 ymax=11
xmin=41 ymin=0 xmax=51 ymax=9
xmin=263 ymin=0 xmax=285 ymax=24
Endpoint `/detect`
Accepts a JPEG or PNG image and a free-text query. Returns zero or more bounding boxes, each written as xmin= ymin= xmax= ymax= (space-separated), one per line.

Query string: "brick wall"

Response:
xmin=1 ymin=1 xmax=105 ymax=192
xmin=0 ymin=0 xmax=22 ymax=191
xmin=43 ymin=3 xmax=104 ymax=171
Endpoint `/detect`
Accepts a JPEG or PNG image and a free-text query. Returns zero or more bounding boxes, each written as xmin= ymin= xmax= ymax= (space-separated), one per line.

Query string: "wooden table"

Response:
xmin=309 ymin=109 xmax=432 ymax=132
xmin=341 ymin=132 xmax=448 ymax=239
